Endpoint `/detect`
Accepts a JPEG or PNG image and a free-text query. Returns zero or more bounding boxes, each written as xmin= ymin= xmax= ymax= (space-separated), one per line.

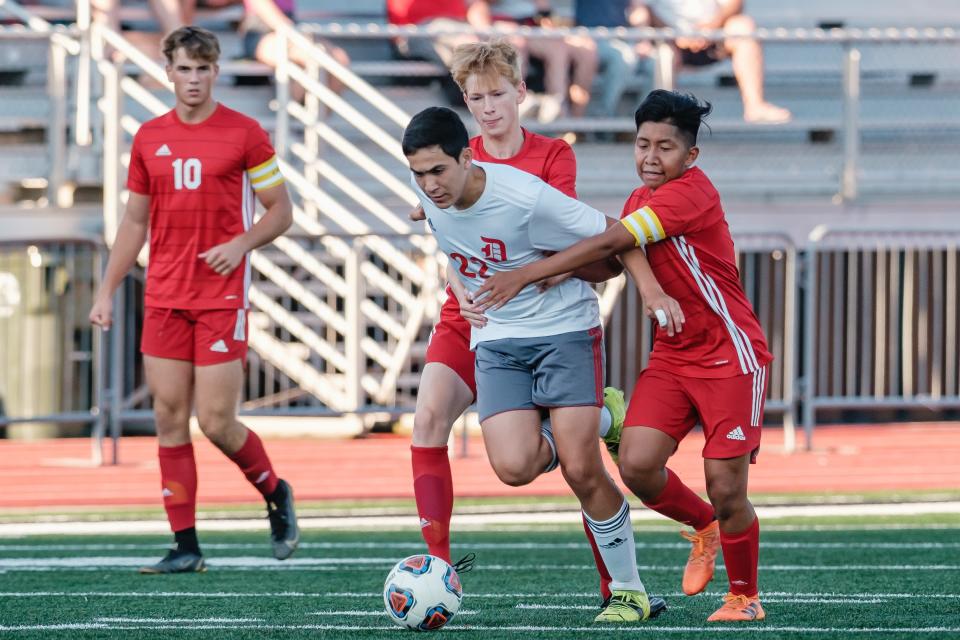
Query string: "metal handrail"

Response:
xmin=301 ymin=23 xmax=960 ymax=44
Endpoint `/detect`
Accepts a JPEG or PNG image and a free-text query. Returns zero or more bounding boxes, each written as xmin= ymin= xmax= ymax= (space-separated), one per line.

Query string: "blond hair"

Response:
xmin=450 ymin=40 xmax=523 ymax=92
xmin=162 ymin=26 xmax=221 ymax=65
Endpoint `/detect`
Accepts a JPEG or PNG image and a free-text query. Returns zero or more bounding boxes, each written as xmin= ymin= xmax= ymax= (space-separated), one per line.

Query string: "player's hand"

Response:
xmin=459 ymin=296 xmax=487 ymax=329
xmin=409 ymin=205 xmax=426 ymax=222
xmin=643 ymin=288 xmax=685 ymax=337
xmin=89 ymin=293 xmax=113 ymax=330
xmin=473 ymin=270 xmax=529 ymax=311
xmin=199 ymin=238 xmax=246 ymax=276
xmin=535 ymin=271 xmax=572 ymax=293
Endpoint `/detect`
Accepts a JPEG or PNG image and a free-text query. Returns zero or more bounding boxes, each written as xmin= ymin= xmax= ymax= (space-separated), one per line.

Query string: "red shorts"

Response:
xmin=141 ymin=307 xmax=248 ymax=366
xmin=424 ymin=288 xmax=476 ymax=399
xmin=624 ymin=366 xmax=767 ymax=462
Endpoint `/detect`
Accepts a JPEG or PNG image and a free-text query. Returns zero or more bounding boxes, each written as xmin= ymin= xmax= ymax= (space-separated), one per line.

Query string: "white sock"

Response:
xmin=583 ymin=499 xmax=645 ymax=592
xmin=598 ymin=406 xmax=613 ymax=438
xmin=540 ymin=418 xmax=558 ymax=472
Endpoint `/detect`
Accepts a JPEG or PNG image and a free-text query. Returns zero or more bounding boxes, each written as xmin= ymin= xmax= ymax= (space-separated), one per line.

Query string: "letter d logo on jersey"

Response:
xmin=480 ymin=236 xmax=507 ymax=262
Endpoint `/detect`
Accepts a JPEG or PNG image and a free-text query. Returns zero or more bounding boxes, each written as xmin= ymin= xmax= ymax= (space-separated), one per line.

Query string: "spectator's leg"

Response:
xmin=565 ymin=35 xmax=598 ymax=117
xmin=148 ymin=0 xmax=187 ymax=34
xmin=527 ymin=37 xmax=570 ymax=122
xmin=254 ymin=32 xmax=305 ymax=102
xmin=589 ymin=40 xmax=636 ymax=117
xmin=723 ymin=14 xmax=791 ymax=123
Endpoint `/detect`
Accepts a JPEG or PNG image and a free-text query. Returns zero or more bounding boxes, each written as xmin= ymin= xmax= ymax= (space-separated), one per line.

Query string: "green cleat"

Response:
xmin=602 ymin=387 xmax=626 ymax=464
xmin=594 ymin=589 xmax=656 ymax=623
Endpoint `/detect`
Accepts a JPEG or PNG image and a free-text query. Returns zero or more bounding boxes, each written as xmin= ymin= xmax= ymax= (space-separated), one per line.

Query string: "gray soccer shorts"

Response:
xmin=474 ymin=326 xmax=605 ymax=422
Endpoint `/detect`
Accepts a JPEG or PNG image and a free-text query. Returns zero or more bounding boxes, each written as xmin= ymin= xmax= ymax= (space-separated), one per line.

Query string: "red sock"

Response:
xmin=642 ymin=468 xmax=715 ymax=530
xmin=582 ymin=513 xmax=613 ymax=601
xmin=228 ymin=428 xmax=279 ymax=497
xmin=411 ymin=445 xmax=453 ymax=563
xmin=720 ymin=516 xmax=760 ymax=596
xmin=158 ymin=443 xmax=198 ymax=532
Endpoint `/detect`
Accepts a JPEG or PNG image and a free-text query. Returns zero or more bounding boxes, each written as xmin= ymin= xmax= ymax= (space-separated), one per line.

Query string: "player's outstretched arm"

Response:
xmin=474 ymin=218 xmax=636 ymax=311
xmin=621 ymin=249 xmax=685 ymax=336
xmin=200 ymin=183 xmax=293 ymax=276
xmin=89 ymin=192 xmax=151 ymax=329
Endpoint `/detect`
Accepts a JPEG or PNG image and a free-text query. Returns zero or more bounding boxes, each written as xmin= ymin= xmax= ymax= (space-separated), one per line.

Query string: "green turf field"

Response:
xmin=2 ymin=516 xmax=959 ymax=638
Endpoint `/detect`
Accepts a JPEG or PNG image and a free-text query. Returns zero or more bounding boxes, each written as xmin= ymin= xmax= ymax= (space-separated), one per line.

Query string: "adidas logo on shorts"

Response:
xmin=209 ymin=339 xmax=229 ymax=353
xmin=726 ymin=426 xmax=746 ymax=441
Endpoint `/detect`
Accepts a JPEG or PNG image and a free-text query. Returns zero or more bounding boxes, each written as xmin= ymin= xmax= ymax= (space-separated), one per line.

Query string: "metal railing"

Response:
xmin=304 ymin=22 xmax=960 ymax=202
xmin=0 ymin=239 xmax=114 ymax=464
xmin=85 ymin=17 xmax=444 ymax=421
xmin=0 ymin=0 xmax=81 ymax=205
xmin=801 ymin=229 xmax=960 ymax=445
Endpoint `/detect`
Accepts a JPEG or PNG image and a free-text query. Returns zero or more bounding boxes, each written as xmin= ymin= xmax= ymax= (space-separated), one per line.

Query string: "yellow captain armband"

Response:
xmin=620 ymin=206 xmax=666 ymax=247
xmin=247 ymin=156 xmax=284 ymax=191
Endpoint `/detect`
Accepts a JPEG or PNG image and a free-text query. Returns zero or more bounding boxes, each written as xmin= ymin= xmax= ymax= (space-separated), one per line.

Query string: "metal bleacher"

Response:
xmin=2 ymin=0 xmax=960 ymax=207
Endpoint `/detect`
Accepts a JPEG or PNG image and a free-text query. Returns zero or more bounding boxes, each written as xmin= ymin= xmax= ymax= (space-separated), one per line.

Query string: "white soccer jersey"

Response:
xmin=414 ymin=161 xmax=610 ymax=347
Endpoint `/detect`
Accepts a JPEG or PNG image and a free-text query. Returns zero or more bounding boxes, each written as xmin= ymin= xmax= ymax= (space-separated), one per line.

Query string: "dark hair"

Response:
xmin=634 ymin=90 xmax=712 ymax=147
xmin=162 ymin=26 xmax=220 ymax=64
xmin=402 ymin=107 xmax=469 ymax=160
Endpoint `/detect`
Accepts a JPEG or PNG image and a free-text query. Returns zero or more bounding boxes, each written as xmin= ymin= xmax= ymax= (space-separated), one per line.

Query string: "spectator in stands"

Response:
xmin=643 ymin=0 xmax=791 ymax=124
xmin=574 ymin=0 xmax=653 ymax=118
xmin=489 ymin=1 xmax=598 ymax=122
xmin=91 ymin=0 xmax=190 ymax=61
xmin=240 ymin=0 xmax=351 ymax=102
xmin=387 ymin=0 xmax=489 ymax=66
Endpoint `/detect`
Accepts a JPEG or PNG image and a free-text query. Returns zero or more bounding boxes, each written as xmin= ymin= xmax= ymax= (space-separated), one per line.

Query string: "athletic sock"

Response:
xmin=583 ymin=499 xmax=645 ymax=592
xmin=411 ymin=445 xmax=454 ymax=562
xmin=173 ymin=526 xmax=201 ymax=555
xmin=228 ymin=428 xmax=279 ymax=497
xmin=582 ymin=513 xmax=613 ymax=601
xmin=158 ymin=442 xmax=198 ymax=533
xmin=598 ymin=406 xmax=613 ymax=438
xmin=642 ymin=467 xmax=715 ymax=530
xmin=721 ymin=516 xmax=760 ymax=596
xmin=540 ymin=418 xmax=559 ymax=472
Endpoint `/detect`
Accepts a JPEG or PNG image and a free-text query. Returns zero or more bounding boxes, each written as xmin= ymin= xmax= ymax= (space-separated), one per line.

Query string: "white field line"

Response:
xmin=2 ymin=556 xmax=960 ymax=572
xmin=306 ymin=610 xmax=478 ymax=617
xmin=2 ymin=623 xmax=960 ymax=633
xmin=2 ymin=590 xmax=958 ymax=600
xmin=95 ymin=617 xmax=263 ymax=623
xmin=2 ymin=502 xmax=959 ymax=536
xmin=2 ymin=540 xmax=958 ymax=552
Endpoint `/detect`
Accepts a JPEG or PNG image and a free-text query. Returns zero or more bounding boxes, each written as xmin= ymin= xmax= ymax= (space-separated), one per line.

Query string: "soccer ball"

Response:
xmin=383 ymin=554 xmax=463 ymax=631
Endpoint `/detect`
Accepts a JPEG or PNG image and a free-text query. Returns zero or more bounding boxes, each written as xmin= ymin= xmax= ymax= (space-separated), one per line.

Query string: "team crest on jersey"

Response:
xmin=480 ymin=236 xmax=507 ymax=262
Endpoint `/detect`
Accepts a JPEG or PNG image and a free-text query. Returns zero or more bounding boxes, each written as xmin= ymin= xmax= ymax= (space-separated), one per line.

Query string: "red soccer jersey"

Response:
xmin=127 ymin=104 xmax=283 ymax=310
xmin=387 ymin=0 xmax=467 ymax=24
xmin=470 ymin=128 xmax=577 ymax=197
xmin=619 ymin=167 xmax=772 ymax=378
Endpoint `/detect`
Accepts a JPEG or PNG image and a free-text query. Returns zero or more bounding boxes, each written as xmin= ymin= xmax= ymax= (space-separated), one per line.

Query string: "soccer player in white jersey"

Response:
xmin=402 ymin=106 xmax=666 ymax=624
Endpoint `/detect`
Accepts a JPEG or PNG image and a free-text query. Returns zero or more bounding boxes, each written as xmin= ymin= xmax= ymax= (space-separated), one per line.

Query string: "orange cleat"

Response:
xmin=706 ymin=593 xmax=765 ymax=622
xmin=680 ymin=519 xmax=720 ymax=595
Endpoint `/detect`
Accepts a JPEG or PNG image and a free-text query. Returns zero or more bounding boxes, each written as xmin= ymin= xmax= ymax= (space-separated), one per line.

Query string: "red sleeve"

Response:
xmin=542 ymin=141 xmax=577 ymax=198
xmin=126 ymin=132 xmax=149 ymax=195
xmin=244 ymin=123 xmax=277 ymax=170
xmin=619 ymin=173 xmax=720 ymax=247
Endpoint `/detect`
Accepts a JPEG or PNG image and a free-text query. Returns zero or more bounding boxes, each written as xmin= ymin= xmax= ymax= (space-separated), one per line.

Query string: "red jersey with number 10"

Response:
xmin=619 ymin=167 xmax=771 ymax=378
xmin=127 ymin=103 xmax=283 ymax=310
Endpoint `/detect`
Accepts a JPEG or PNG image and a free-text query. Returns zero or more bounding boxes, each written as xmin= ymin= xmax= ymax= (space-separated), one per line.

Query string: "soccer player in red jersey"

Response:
xmin=88 ymin=26 xmax=299 ymax=573
xmin=409 ymin=41 xmax=674 ymax=609
xmin=474 ymin=90 xmax=771 ymax=622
